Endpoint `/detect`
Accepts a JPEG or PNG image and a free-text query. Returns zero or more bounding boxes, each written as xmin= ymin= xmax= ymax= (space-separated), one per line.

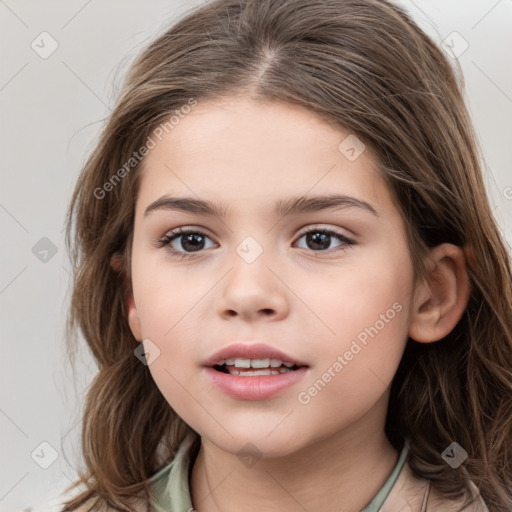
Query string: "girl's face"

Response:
xmin=128 ymin=97 xmax=416 ymax=457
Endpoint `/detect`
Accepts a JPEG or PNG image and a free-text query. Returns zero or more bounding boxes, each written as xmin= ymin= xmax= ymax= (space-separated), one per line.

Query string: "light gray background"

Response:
xmin=1 ymin=1 xmax=510 ymax=510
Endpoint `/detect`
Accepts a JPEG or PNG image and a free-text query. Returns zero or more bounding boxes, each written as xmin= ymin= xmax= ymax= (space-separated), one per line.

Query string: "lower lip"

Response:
xmin=204 ymin=366 xmax=308 ymax=401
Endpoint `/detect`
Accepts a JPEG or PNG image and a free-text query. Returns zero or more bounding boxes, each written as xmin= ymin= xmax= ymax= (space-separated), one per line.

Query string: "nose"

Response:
xmin=216 ymin=251 xmax=289 ymax=323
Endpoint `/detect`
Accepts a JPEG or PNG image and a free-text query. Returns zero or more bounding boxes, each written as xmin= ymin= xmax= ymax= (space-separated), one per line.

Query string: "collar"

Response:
xmin=148 ymin=438 xmax=487 ymax=512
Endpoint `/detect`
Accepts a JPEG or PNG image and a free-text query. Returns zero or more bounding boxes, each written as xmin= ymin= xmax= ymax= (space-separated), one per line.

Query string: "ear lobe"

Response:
xmin=110 ymin=254 xmax=123 ymax=272
xmin=409 ymin=243 xmax=471 ymax=343
xmin=110 ymin=254 xmax=142 ymax=341
xmin=127 ymin=291 xmax=143 ymax=342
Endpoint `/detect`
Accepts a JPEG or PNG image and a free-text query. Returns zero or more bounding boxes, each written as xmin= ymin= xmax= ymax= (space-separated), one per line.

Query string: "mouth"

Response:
xmin=203 ymin=343 xmax=309 ymax=400
xmin=212 ymin=358 xmax=302 ymax=376
xmin=205 ymin=361 xmax=309 ymax=401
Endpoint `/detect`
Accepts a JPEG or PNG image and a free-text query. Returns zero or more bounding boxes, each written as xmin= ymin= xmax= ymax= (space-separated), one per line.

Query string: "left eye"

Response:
xmin=156 ymin=226 xmax=355 ymax=258
xmin=295 ymin=228 xmax=355 ymax=252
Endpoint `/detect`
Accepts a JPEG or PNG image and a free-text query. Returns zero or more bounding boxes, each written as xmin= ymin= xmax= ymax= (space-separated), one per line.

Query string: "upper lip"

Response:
xmin=203 ymin=343 xmax=308 ymax=367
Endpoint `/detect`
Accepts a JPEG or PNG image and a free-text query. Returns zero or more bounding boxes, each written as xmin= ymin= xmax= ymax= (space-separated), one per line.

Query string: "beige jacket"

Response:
xmin=381 ymin=461 xmax=489 ymax=512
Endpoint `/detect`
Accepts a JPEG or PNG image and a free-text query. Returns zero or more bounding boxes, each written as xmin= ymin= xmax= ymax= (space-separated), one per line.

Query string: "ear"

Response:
xmin=110 ymin=254 xmax=123 ymax=272
xmin=127 ymin=291 xmax=143 ymax=342
xmin=110 ymin=254 xmax=143 ymax=342
xmin=409 ymin=243 xmax=471 ymax=343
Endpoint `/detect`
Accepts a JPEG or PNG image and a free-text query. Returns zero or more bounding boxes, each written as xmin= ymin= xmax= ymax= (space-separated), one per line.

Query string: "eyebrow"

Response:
xmin=143 ymin=194 xmax=378 ymax=218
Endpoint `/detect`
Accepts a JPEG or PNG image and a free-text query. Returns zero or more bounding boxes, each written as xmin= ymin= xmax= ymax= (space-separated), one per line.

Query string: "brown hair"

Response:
xmin=61 ymin=0 xmax=512 ymax=510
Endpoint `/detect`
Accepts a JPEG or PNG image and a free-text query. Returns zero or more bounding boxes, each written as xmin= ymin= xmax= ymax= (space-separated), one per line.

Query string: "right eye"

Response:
xmin=156 ymin=227 xmax=217 ymax=258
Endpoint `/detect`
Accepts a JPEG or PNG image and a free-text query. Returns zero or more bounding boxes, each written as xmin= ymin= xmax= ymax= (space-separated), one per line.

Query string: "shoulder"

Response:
xmin=67 ymin=498 xmax=147 ymax=512
xmin=67 ymin=435 xmax=199 ymax=512
xmin=381 ymin=460 xmax=489 ymax=512
xmin=426 ymin=479 xmax=489 ymax=512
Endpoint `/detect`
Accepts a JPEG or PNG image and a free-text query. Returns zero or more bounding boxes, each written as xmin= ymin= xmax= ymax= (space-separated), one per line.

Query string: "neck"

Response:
xmin=190 ymin=396 xmax=400 ymax=512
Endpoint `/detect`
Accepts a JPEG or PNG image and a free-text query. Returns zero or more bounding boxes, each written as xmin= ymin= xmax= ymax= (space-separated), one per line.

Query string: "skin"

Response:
xmin=124 ymin=97 xmax=470 ymax=512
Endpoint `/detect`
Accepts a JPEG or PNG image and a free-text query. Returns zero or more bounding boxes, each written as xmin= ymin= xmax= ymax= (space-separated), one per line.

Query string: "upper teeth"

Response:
xmin=216 ymin=358 xmax=295 ymax=368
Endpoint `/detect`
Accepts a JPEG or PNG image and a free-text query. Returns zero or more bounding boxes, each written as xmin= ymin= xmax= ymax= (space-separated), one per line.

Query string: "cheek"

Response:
xmin=130 ymin=262 xmax=204 ymax=400
xmin=301 ymin=241 xmax=413 ymax=391
xmin=295 ymin=298 xmax=409 ymax=439
xmin=132 ymin=256 xmax=207 ymax=337
xmin=305 ymin=241 xmax=413 ymax=341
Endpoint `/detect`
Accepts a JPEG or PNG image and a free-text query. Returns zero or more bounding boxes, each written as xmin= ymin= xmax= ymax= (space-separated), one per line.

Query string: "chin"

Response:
xmin=202 ymin=427 xmax=310 ymax=461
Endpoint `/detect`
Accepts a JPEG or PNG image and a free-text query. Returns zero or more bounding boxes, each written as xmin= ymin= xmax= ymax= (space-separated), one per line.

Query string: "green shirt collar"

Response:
xmin=148 ymin=437 xmax=408 ymax=512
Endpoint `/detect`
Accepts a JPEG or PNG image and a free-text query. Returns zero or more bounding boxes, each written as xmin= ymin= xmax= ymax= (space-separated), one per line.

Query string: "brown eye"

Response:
xmin=157 ymin=228 xmax=216 ymax=257
xmin=295 ymin=228 xmax=355 ymax=252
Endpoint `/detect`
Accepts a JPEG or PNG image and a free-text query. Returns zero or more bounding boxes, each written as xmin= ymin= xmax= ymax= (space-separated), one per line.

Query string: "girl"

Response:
xmin=60 ymin=0 xmax=512 ymax=510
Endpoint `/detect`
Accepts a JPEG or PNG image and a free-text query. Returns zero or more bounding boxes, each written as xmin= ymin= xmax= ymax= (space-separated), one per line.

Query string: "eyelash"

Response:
xmin=155 ymin=226 xmax=356 ymax=260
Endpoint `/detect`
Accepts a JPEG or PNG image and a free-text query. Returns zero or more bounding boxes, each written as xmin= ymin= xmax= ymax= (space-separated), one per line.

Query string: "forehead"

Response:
xmin=136 ymin=97 xmax=394 ymax=219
